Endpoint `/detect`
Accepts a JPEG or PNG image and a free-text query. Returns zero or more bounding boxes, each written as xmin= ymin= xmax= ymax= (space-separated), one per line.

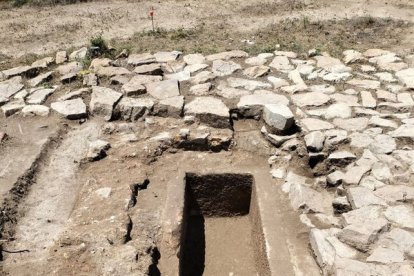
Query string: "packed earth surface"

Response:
xmin=1 ymin=0 xmax=414 ymax=276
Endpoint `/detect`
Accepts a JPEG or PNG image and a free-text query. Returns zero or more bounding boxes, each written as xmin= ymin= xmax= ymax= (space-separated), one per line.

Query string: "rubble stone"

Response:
xmin=305 ymin=131 xmax=325 ymax=152
xmin=237 ymin=93 xmax=289 ymax=117
xmin=184 ymin=97 xmax=230 ymax=128
xmin=20 ymin=104 xmax=49 ymax=117
xmin=115 ymin=97 xmax=155 ymax=121
xmin=262 ymin=104 xmax=294 ymax=132
xmin=212 ymin=60 xmax=241 ymax=76
xmin=51 ymin=98 xmax=87 ymax=119
xmin=90 ymin=86 xmax=123 ymax=120
xmin=338 ymin=218 xmax=389 ymax=251
xmin=145 ymin=79 xmax=180 ymax=100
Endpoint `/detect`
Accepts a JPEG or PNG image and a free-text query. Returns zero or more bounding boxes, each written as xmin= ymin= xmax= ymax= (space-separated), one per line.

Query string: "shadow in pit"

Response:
xmin=149 ymin=247 xmax=161 ymax=276
xmin=180 ymin=216 xmax=206 ymax=276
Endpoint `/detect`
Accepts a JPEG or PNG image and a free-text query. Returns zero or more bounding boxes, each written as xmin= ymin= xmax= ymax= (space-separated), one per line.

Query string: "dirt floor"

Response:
xmin=182 ymin=216 xmax=256 ymax=276
xmin=0 ymin=0 xmax=413 ymax=65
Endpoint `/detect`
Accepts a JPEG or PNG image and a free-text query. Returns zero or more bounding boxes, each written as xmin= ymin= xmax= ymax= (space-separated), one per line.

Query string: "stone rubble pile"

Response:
xmin=1 ymin=46 xmax=414 ymax=275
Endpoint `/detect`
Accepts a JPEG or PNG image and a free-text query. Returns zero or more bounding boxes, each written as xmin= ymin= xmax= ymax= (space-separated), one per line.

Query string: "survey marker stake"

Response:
xmin=149 ymin=6 xmax=155 ymax=32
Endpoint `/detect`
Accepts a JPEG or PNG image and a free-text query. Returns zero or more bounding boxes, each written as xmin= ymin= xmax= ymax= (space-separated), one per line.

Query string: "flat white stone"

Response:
xmin=21 ymin=105 xmax=49 ymax=117
xmin=395 ymin=68 xmax=414 ymax=89
xmin=369 ymin=134 xmax=396 ymax=154
xmin=274 ymin=51 xmax=297 ymax=58
xmin=164 ymin=70 xmax=191 ymax=82
xmin=127 ymin=53 xmax=156 ymax=65
xmin=347 ymin=78 xmax=381 ymax=90
xmin=347 ymin=186 xmax=387 ymax=209
xmin=369 ymin=117 xmax=398 ymax=129
xmin=184 ymin=64 xmax=209 ymax=75
xmin=325 ymin=103 xmax=352 ymax=119
xmin=69 ymin=47 xmax=87 ymax=61
xmin=291 ymin=92 xmax=330 ymax=107
xmin=328 ymin=151 xmax=356 ymax=161
xmin=0 ymin=76 xmax=24 ymax=99
xmin=244 ymin=56 xmax=267 ymax=66
xmin=26 ymin=87 xmax=57 ymax=105
xmin=191 ymin=71 xmax=216 ymax=84
xmin=342 ymin=205 xmax=383 ymax=226
xmin=1 ymin=99 xmax=25 ymax=117
xmin=212 ymin=60 xmax=241 ymax=76
xmin=243 ymin=65 xmax=270 ymax=78
xmin=189 ymin=83 xmax=212 ymax=96
xmin=269 ymin=56 xmax=294 ymax=72
xmin=184 ymin=97 xmax=230 ymax=128
xmin=338 ymin=218 xmax=389 ymax=251
xmin=350 ymin=133 xmax=373 ymax=148
xmin=391 ymin=124 xmax=414 ymax=139
xmin=333 ymin=118 xmax=369 ymax=131
xmin=145 ymin=79 xmax=180 ymax=100
xmin=51 ymin=98 xmax=87 ymax=119
xmin=56 ymin=61 xmax=82 ymax=75
xmin=331 ymin=93 xmax=359 ymax=106
xmin=361 ymin=91 xmax=376 ymax=108
xmin=215 ymin=87 xmax=250 ymax=99
xmin=384 ymin=205 xmax=414 ymax=230
xmin=183 ymin=53 xmax=206 ymax=65
xmin=267 ymin=76 xmax=289 ymax=89
xmin=28 ymin=71 xmax=53 ymax=87
xmin=205 ymin=50 xmax=248 ymax=61
xmin=309 ymin=229 xmax=335 ymax=274
xmin=374 ymin=185 xmax=414 ymax=204
xmin=342 ymin=165 xmax=371 ymax=185
xmin=154 ymin=51 xmax=181 ymax=63
xmin=227 ymin=77 xmax=271 ymax=91
xmin=301 ymin=118 xmax=334 ymax=131
xmin=314 ymin=55 xmax=349 ymax=72
xmin=343 ymin=50 xmax=364 ymax=64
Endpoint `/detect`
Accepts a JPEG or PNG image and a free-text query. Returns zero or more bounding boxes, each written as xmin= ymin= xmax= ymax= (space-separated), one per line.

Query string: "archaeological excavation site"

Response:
xmin=0 ymin=0 xmax=414 ymax=275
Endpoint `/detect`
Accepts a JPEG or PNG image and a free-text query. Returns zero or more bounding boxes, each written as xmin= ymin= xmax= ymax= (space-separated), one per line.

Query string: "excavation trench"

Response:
xmin=181 ymin=173 xmax=265 ymax=276
xmin=158 ymin=150 xmax=320 ymax=276
xmin=1 ymin=121 xmax=101 ymax=275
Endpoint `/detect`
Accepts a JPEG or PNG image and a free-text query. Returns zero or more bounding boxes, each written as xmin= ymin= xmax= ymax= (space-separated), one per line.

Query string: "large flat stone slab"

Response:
xmin=26 ymin=87 xmax=57 ymax=105
xmin=291 ymin=92 xmax=330 ymax=107
xmin=114 ymin=97 xmax=155 ymax=121
xmin=127 ymin=53 xmax=156 ymax=65
xmin=237 ymin=93 xmax=289 ymax=118
xmin=184 ymin=97 xmax=230 ymax=128
xmin=51 ymin=98 xmax=87 ymax=120
xmin=395 ymin=68 xmax=414 ymax=88
xmin=145 ymin=79 xmax=180 ymax=100
xmin=0 ymin=76 xmax=24 ymax=99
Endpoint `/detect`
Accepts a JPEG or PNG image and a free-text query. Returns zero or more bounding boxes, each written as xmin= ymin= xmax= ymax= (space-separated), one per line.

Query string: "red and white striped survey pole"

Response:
xmin=149 ymin=6 xmax=155 ymax=32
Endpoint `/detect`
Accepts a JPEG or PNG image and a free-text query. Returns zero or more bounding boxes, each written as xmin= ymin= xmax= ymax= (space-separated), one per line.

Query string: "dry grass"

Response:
xmin=238 ymin=0 xmax=318 ymax=16
xmin=11 ymin=0 xmax=88 ymax=7
xmin=0 ymin=16 xmax=411 ymax=71
xmin=111 ymin=16 xmax=409 ymax=58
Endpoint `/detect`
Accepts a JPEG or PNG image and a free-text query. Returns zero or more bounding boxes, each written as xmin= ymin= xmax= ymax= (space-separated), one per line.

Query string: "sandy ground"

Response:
xmin=0 ymin=0 xmax=413 ymax=59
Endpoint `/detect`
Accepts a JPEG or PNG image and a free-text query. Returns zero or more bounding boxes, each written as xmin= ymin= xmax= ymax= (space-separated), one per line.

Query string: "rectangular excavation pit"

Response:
xmin=179 ymin=173 xmax=269 ymax=276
